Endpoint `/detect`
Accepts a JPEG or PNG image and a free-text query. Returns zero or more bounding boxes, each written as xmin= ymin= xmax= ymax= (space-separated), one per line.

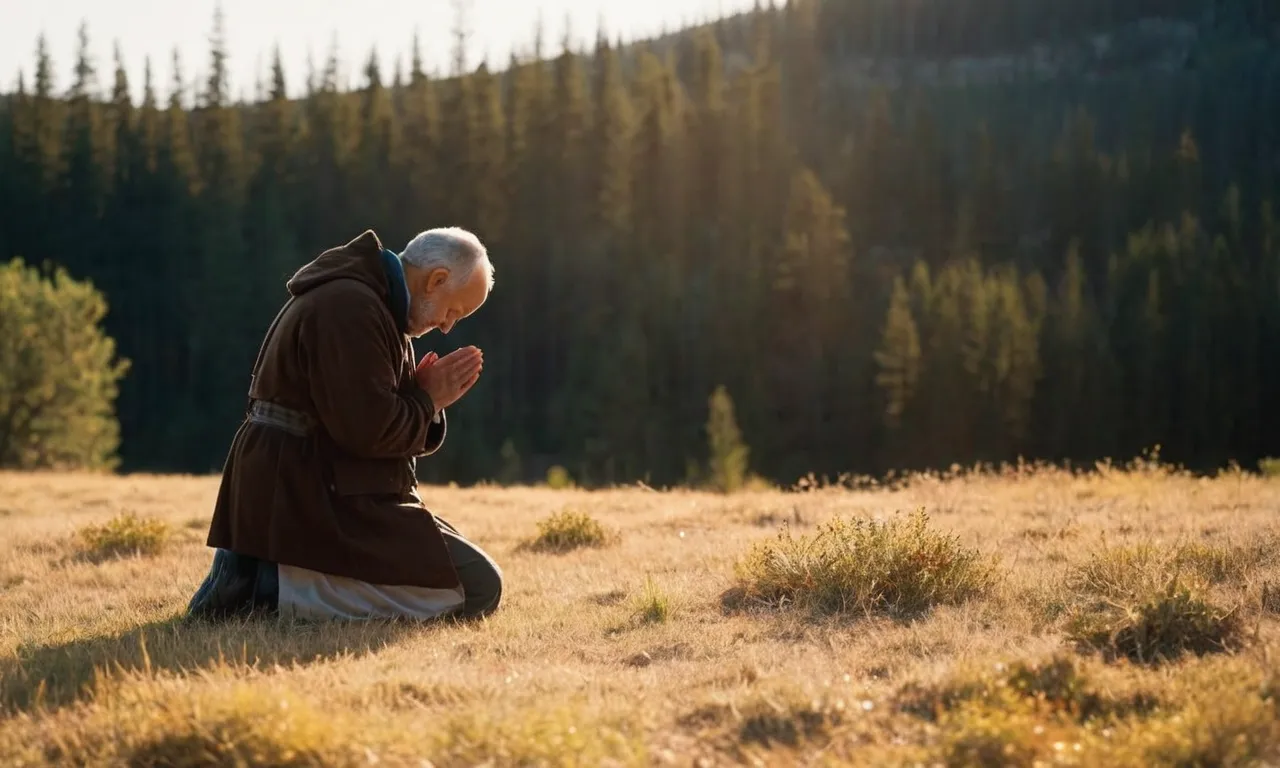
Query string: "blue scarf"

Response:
xmin=380 ymin=248 xmax=411 ymax=337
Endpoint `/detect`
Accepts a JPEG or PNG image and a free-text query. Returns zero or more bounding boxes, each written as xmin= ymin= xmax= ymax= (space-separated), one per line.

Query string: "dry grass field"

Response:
xmin=2 ymin=459 xmax=1279 ymax=766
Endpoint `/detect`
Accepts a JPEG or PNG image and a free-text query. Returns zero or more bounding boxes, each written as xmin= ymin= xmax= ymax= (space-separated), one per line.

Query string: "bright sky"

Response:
xmin=3 ymin=0 xmax=757 ymax=103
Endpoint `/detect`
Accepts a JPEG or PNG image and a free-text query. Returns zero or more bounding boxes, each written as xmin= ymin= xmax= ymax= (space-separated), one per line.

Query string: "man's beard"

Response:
xmin=407 ymin=297 xmax=434 ymax=338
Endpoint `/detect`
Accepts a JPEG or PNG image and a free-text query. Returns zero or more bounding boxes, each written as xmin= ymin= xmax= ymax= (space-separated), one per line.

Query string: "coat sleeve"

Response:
xmin=399 ymin=378 xmax=448 ymax=456
xmin=302 ymin=288 xmax=439 ymax=459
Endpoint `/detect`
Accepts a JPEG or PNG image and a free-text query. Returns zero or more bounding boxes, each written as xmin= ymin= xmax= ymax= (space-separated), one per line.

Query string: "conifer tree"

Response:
xmin=706 ymin=386 xmax=750 ymax=493
xmin=875 ymin=277 xmax=922 ymax=432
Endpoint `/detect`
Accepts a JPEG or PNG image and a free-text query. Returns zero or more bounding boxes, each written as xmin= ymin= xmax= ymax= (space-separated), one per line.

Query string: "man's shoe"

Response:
xmin=186 ymin=549 xmax=279 ymax=620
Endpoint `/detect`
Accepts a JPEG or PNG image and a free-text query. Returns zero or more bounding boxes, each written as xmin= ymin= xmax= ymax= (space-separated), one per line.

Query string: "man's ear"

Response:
xmin=426 ymin=268 xmax=451 ymax=293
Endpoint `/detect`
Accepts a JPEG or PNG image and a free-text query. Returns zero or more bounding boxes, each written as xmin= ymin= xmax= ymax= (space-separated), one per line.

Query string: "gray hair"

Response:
xmin=400 ymin=227 xmax=495 ymax=291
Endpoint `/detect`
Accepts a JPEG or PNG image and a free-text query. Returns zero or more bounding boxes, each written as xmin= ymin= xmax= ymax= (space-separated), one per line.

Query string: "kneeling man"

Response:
xmin=187 ymin=228 xmax=502 ymax=621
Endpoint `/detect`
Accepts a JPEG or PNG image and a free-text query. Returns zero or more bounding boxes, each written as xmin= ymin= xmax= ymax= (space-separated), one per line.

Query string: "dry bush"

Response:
xmin=1066 ymin=577 xmax=1244 ymax=664
xmin=522 ymin=508 xmax=616 ymax=553
xmin=74 ymin=512 xmax=170 ymax=561
xmin=732 ymin=508 xmax=999 ymax=617
xmin=896 ymin=654 xmax=1158 ymax=725
xmin=936 ymin=696 xmax=1075 ymax=767
xmin=1063 ymin=544 xmax=1249 ymax=664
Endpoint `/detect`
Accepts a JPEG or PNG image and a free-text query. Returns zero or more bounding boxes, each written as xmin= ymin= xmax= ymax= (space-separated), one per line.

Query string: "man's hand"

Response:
xmin=415 ymin=346 xmax=483 ymax=412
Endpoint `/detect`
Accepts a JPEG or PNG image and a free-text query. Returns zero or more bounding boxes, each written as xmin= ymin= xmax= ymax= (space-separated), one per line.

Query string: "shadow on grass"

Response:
xmin=0 ymin=612 xmax=427 ymax=715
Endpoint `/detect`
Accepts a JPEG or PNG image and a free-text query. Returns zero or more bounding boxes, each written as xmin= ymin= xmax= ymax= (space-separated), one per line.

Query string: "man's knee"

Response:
xmin=439 ymin=524 xmax=504 ymax=618
xmin=461 ymin=556 xmax=503 ymax=618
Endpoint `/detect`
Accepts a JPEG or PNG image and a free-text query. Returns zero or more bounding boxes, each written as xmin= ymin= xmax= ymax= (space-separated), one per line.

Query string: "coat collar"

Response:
xmin=380 ymin=248 xmax=411 ymax=337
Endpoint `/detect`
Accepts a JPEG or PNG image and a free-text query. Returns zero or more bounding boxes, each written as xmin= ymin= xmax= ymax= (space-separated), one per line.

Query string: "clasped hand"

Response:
xmin=414 ymin=346 xmax=483 ymax=411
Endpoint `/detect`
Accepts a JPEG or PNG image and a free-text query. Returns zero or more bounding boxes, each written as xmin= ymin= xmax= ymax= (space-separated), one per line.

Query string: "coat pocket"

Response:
xmin=328 ymin=455 xmax=413 ymax=497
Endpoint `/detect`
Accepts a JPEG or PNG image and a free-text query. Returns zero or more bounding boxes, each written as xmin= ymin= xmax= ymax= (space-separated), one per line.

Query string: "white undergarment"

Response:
xmin=276 ymin=563 xmax=465 ymax=620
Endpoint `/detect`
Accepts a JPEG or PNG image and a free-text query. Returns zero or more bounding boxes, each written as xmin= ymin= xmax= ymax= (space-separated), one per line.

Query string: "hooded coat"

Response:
xmin=204 ymin=230 xmax=459 ymax=590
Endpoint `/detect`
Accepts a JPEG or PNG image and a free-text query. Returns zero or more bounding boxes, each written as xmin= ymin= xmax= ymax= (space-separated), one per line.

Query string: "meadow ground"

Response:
xmin=1 ymin=460 xmax=1279 ymax=766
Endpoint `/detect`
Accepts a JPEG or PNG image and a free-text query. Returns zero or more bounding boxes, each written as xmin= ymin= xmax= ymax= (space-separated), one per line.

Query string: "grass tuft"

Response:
xmin=524 ymin=508 xmax=616 ymax=553
xmin=74 ymin=512 xmax=170 ymax=561
xmin=937 ymin=696 xmax=1073 ymax=767
xmin=738 ymin=698 xmax=843 ymax=749
xmin=897 ymin=654 xmax=1159 ymax=724
xmin=1066 ymin=575 xmax=1243 ymax=664
xmin=732 ymin=508 xmax=999 ymax=617
xmin=1063 ymin=544 xmax=1251 ymax=664
xmin=630 ymin=577 xmax=672 ymax=625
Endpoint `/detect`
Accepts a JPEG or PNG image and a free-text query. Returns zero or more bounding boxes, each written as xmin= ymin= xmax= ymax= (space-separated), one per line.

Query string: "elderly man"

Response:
xmin=186 ymin=228 xmax=502 ymax=622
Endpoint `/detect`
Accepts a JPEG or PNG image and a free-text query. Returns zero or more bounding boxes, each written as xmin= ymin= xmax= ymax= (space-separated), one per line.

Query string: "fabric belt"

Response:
xmin=247 ymin=400 xmax=316 ymax=437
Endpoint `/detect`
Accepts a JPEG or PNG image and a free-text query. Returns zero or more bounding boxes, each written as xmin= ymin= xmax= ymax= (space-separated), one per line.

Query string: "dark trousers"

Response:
xmin=435 ymin=517 xmax=504 ymax=619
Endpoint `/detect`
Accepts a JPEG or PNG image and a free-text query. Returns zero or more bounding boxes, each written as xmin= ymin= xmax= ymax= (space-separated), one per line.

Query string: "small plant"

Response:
xmin=1062 ymin=542 xmax=1259 ymax=665
xmin=631 ymin=577 xmax=672 ymax=624
xmin=733 ymin=508 xmax=999 ymax=617
xmin=75 ymin=511 xmax=170 ymax=561
xmin=897 ymin=654 xmax=1158 ymax=724
xmin=526 ymin=508 xmax=615 ymax=552
xmin=735 ymin=693 xmax=844 ymax=749
xmin=1066 ymin=576 xmax=1243 ymax=664
xmin=545 ymin=465 xmax=575 ymax=490
xmin=937 ymin=697 xmax=1063 ymax=768
xmin=1258 ymin=457 xmax=1280 ymax=477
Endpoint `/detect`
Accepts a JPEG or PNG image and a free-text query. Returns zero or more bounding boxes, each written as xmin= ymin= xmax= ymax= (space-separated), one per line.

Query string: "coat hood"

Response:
xmin=285 ymin=230 xmax=412 ymax=336
xmin=287 ymin=230 xmax=390 ymax=298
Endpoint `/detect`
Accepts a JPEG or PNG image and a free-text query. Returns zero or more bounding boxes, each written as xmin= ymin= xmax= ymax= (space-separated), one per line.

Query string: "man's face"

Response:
xmin=406 ymin=266 xmax=489 ymax=338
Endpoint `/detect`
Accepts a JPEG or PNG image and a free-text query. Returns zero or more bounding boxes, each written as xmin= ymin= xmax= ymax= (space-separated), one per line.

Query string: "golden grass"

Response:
xmin=0 ymin=462 xmax=1278 ymax=766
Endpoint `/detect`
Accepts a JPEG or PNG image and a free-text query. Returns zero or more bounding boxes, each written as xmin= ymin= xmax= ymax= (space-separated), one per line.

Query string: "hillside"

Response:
xmin=1 ymin=0 xmax=1279 ymax=485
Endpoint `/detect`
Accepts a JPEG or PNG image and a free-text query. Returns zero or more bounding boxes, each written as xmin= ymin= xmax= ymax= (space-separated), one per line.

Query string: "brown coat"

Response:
xmin=205 ymin=230 xmax=459 ymax=589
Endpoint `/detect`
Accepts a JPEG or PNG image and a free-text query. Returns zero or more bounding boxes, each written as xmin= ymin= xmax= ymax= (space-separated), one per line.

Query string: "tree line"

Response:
xmin=1 ymin=0 xmax=1278 ymax=485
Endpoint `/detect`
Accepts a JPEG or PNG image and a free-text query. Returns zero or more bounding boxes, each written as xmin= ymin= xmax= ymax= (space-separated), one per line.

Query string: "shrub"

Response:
xmin=1258 ymin=457 xmax=1280 ymax=477
xmin=1104 ymin=672 xmax=1280 ymax=767
xmin=76 ymin=512 xmax=171 ymax=561
xmin=1063 ymin=542 xmax=1254 ymax=664
xmin=545 ymin=465 xmax=575 ymax=490
xmin=897 ymin=654 xmax=1158 ymax=724
xmin=0 ymin=258 xmax=130 ymax=469
xmin=937 ymin=697 xmax=1065 ymax=768
xmin=738 ymin=698 xmax=842 ymax=749
xmin=526 ymin=509 xmax=614 ymax=552
xmin=1066 ymin=576 xmax=1243 ymax=664
xmin=733 ymin=508 xmax=999 ymax=617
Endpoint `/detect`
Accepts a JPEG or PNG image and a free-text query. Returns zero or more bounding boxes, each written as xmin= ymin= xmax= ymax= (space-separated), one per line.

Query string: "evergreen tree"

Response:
xmin=875 ymin=277 xmax=922 ymax=433
xmin=705 ymin=386 xmax=750 ymax=493
xmin=0 ymin=258 xmax=130 ymax=469
xmin=3 ymin=5 xmax=1280 ymax=478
